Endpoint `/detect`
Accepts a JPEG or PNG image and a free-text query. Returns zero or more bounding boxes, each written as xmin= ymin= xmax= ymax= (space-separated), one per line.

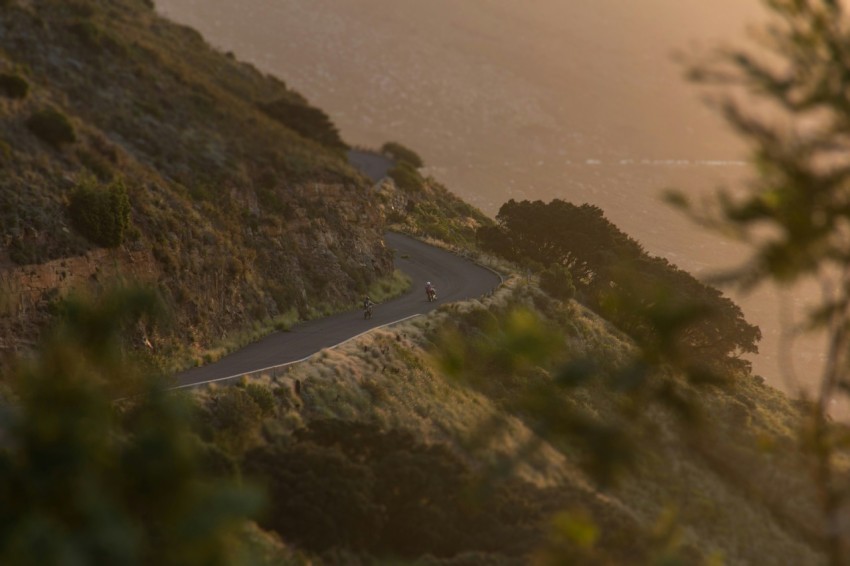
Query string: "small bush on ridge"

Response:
xmin=540 ymin=264 xmax=576 ymax=301
xmin=27 ymin=108 xmax=76 ymax=148
xmin=389 ymin=162 xmax=424 ymax=192
xmin=0 ymin=74 xmax=29 ymax=99
xmin=68 ymin=177 xmax=131 ymax=247
xmin=381 ymin=141 xmax=424 ymax=168
xmin=259 ymin=97 xmax=348 ymax=150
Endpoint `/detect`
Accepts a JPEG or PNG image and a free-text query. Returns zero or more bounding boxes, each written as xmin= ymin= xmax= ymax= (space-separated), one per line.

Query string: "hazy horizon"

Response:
xmin=155 ymin=0 xmax=828 ymax=397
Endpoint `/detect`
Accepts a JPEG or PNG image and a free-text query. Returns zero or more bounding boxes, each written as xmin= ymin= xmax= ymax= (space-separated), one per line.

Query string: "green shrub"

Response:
xmin=208 ymin=387 xmax=264 ymax=445
xmin=386 ymin=209 xmax=406 ymax=224
xmin=68 ymin=19 xmax=125 ymax=55
xmin=68 ymin=177 xmax=132 ymax=247
xmin=540 ymin=264 xmax=576 ymax=301
xmin=381 ymin=141 xmax=424 ymax=168
xmin=76 ymin=148 xmax=113 ymax=179
xmin=0 ymin=140 xmax=11 ymax=161
xmin=388 ymin=162 xmax=424 ymax=192
xmin=244 ymin=383 xmax=276 ymax=416
xmin=243 ymin=441 xmax=383 ymax=552
xmin=258 ymin=97 xmax=348 ymax=150
xmin=8 ymin=238 xmax=37 ymax=265
xmin=27 ymin=108 xmax=76 ymax=148
xmin=67 ymin=0 xmax=96 ymax=17
xmin=69 ymin=20 xmax=102 ymax=49
xmin=0 ymin=74 xmax=29 ymax=99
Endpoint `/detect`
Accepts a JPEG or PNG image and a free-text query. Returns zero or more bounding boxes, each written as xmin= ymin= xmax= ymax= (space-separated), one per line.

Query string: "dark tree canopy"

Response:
xmin=479 ymin=199 xmax=644 ymax=285
xmin=242 ymin=420 xmax=575 ymax=559
xmin=381 ymin=141 xmax=424 ymax=168
xmin=259 ymin=98 xmax=348 ymax=151
xmin=478 ymin=199 xmax=761 ymax=372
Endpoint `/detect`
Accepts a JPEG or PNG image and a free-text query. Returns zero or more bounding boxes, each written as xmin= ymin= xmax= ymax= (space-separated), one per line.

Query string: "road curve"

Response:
xmin=347 ymin=149 xmax=394 ymax=183
xmin=173 ymin=232 xmax=501 ymax=388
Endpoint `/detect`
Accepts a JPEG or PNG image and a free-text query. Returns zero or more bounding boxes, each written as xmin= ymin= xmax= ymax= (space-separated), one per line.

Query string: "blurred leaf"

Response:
xmin=662 ymin=189 xmax=690 ymax=210
xmin=550 ymin=510 xmax=599 ymax=550
xmin=0 ymin=287 xmax=259 ymax=565
xmin=555 ymin=359 xmax=599 ymax=388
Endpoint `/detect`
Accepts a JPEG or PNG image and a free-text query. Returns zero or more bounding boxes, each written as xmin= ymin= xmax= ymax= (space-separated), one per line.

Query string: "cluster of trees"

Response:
xmin=0 ymin=72 xmax=28 ymax=99
xmin=381 ymin=141 xmax=423 ymax=169
xmin=258 ymin=96 xmax=347 ymax=151
xmin=26 ymin=107 xmax=76 ymax=148
xmin=478 ymin=199 xmax=761 ymax=374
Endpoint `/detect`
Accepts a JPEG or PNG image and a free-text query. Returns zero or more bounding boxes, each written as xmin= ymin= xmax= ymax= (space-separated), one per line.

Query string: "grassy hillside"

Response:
xmin=0 ymin=1 xmax=830 ymax=563
xmin=191 ymin=279 xmax=822 ymax=564
xmin=387 ymin=174 xmax=493 ymax=250
xmin=0 ymin=0 xmax=393 ymax=362
xmin=351 ymin=142 xmax=494 ymax=250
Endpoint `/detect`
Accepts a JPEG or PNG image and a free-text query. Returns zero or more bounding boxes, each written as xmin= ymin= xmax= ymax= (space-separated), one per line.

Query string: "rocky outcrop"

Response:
xmin=0 ymin=248 xmax=158 ymax=352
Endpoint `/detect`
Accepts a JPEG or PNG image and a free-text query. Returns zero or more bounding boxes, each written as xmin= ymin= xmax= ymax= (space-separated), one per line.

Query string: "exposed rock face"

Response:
xmin=3 ymin=249 xmax=157 ymax=303
xmin=0 ymin=248 xmax=158 ymax=352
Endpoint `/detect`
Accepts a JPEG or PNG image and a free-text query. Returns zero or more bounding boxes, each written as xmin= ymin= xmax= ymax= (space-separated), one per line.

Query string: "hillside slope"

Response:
xmin=193 ymin=280 xmax=822 ymax=564
xmin=0 ymin=2 xmax=827 ymax=563
xmin=0 ymin=0 xmax=393 ymax=360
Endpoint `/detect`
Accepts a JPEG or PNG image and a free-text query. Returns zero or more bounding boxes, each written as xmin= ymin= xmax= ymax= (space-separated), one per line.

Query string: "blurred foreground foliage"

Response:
xmin=478 ymin=199 xmax=761 ymax=376
xmin=258 ymin=96 xmax=348 ymax=152
xmin=433 ymin=292 xmax=727 ymax=489
xmin=0 ymin=286 xmax=261 ymax=565
xmin=430 ymin=284 xmax=819 ymax=564
xmin=462 ymin=0 xmax=850 ymax=563
xmin=669 ymin=0 xmax=850 ymax=563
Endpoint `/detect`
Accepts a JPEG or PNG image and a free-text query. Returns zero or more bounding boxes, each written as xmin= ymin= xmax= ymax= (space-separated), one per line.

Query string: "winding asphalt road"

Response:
xmin=173 ymin=232 xmax=501 ymax=388
xmin=347 ymin=149 xmax=394 ymax=183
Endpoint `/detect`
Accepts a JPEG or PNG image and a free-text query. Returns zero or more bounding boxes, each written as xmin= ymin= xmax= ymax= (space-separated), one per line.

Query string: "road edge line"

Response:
xmin=170 ymin=313 xmax=423 ymax=391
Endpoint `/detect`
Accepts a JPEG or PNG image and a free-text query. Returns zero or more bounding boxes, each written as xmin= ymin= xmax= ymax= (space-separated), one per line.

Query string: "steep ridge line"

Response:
xmin=173 ymin=232 xmax=502 ymax=389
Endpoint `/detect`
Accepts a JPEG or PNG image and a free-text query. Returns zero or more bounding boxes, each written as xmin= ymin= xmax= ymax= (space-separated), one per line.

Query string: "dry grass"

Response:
xmin=383 ymin=174 xmax=496 ymax=252
xmin=171 ymin=266 xmax=412 ymax=372
xmin=186 ymin=277 xmax=827 ymax=563
xmin=366 ymin=268 xmax=411 ymax=303
xmin=169 ymin=308 xmax=300 ymax=372
xmin=277 ymin=327 xmax=578 ymax=488
xmin=0 ymin=0 xmax=394 ymax=361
